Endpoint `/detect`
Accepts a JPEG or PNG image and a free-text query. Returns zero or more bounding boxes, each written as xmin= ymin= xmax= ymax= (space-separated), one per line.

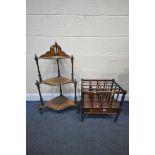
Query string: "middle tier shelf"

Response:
xmin=39 ymin=76 xmax=74 ymax=85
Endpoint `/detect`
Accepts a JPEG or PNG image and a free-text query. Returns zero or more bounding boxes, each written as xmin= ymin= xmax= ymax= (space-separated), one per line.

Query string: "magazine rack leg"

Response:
xmin=81 ymin=109 xmax=84 ymax=122
xmin=114 ymin=91 xmax=127 ymax=122
xmin=35 ymin=80 xmax=44 ymax=112
xmin=114 ymin=114 xmax=119 ymax=122
xmin=81 ymin=92 xmax=84 ymax=121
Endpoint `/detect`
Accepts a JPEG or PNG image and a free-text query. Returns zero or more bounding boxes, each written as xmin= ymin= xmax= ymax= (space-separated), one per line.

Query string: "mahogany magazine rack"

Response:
xmin=81 ymin=79 xmax=127 ymax=122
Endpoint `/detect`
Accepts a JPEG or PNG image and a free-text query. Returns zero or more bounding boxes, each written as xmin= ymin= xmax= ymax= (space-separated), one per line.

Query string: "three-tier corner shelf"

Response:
xmin=34 ymin=42 xmax=78 ymax=112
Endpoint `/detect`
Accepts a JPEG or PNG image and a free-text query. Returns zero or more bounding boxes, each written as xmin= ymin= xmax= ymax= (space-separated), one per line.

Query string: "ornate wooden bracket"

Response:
xmin=40 ymin=42 xmax=70 ymax=59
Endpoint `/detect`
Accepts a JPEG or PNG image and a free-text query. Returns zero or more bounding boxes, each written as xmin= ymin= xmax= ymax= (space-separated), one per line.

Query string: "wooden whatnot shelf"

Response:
xmin=81 ymin=79 xmax=127 ymax=122
xmin=35 ymin=42 xmax=78 ymax=112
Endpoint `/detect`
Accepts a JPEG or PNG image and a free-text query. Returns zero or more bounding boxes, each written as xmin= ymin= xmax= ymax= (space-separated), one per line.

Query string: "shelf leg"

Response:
xmin=35 ymin=80 xmax=44 ymax=111
xmin=59 ymin=84 xmax=63 ymax=96
xmin=55 ymin=42 xmax=61 ymax=77
xmin=56 ymin=58 xmax=61 ymax=77
xmin=55 ymin=55 xmax=63 ymax=96
xmin=71 ymin=55 xmax=74 ymax=81
xmin=74 ymin=79 xmax=79 ymax=113
xmin=34 ymin=54 xmax=42 ymax=82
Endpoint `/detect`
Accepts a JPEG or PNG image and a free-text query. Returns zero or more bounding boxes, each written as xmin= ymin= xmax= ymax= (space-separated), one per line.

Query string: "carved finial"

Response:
xmin=124 ymin=90 xmax=127 ymax=94
xmin=34 ymin=54 xmax=37 ymax=60
xmin=71 ymin=55 xmax=74 ymax=60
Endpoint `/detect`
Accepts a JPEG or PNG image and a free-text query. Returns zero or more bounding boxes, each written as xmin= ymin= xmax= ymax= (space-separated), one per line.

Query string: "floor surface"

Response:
xmin=26 ymin=101 xmax=129 ymax=155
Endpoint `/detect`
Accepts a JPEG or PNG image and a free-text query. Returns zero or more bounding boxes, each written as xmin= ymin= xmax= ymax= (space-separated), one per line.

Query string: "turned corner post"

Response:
xmin=120 ymin=90 xmax=127 ymax=107
xmin=111 ymin=79 xmax=115 ymax=91
xmin=81 ymin=92 xmax=84 ymax=122
xmin=114 ymin=90 xmax=127 ymax=122
xmin=112 ymin=79 xmax=115 ymax=82
xmin=59 ymin=84 xmax=63 ymax=96
xmin=71 ymin=55 xmax=74 ymax=81
xmin=81 ymin=79 xmax=84 ymax=121
xmin=55 ymin=43 xmax=61 ymax=77
xmin=74 ymin=79 xmax=79 ymax=112
xmin=35 ymin=80 xmax=44 ymax=106
xmin=34 ymin=54 xmax=42 ymax=82
xmin=112 ymin=79 xmax=115 ymax=86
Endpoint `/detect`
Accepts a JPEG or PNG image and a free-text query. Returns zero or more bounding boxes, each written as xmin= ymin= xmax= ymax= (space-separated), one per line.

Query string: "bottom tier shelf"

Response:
xmin=42 ymin=95 xmax=75 ymax=110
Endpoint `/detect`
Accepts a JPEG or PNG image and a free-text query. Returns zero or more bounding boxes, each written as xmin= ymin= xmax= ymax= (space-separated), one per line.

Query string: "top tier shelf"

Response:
xmin=38 ymin=43 xmax=71 ymax=59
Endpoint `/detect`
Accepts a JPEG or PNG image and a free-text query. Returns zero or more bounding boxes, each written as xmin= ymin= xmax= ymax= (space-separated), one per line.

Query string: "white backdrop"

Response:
xmin=26 ymin=0 xmax=129 ymax=99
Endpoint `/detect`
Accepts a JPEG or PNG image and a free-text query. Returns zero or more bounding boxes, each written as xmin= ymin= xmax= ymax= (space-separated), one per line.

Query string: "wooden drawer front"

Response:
xmin=83 ymin=108 xmax=120 ymax=114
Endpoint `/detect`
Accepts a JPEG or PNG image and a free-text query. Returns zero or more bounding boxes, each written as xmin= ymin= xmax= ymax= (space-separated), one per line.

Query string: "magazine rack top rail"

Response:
xmin=34 ymin=42 xmax=78 ymax=111
xmin=81 ymin=79 xmax=127 ymax=122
